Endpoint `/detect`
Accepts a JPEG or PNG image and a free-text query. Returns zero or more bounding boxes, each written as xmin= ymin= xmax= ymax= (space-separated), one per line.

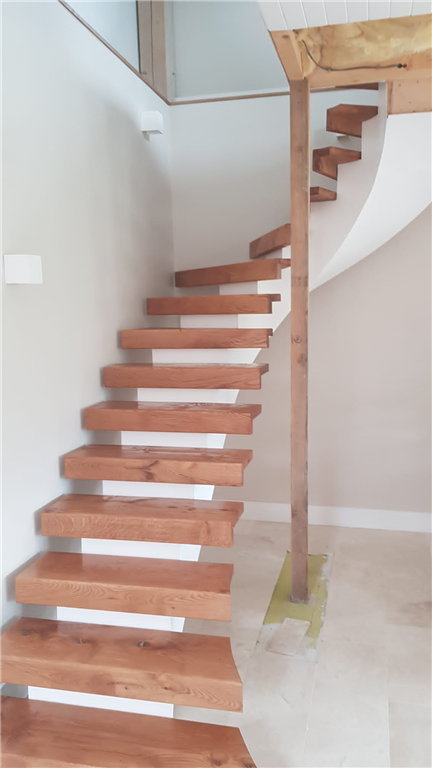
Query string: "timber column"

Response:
xmin=289 ymin=79 xmax=310 ymax=603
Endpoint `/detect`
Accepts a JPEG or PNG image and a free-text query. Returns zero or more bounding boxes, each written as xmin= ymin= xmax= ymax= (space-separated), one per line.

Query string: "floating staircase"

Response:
xmin=3 ymin=92 xmax=425 ymax=767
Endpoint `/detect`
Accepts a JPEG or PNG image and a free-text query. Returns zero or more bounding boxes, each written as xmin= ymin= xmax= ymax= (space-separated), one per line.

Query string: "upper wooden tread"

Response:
xmin=310 ymin=186 xmax=337 ymax=203
xmin=15 ymin=551 xmax=234 ymax=621
xmin=327 ymin=103 xmax=378 ymax=137
xmin=147 ymin=293 xmax=281 ymax=315
xmin=249 ymin=224 xmax=291 ymax=260
xmin=85 ymin=400 xmax=262 ymax=435
xmin=40 ymin=494 xmax=243 ymax=547
xmin=1 ymin=618 xmax=242 ymax=712
xmin=175 ymin=258 xmax=290 ymax=288
xmin=104 ymin=362 xmax=269 ymax=390
xmin=312 ymin=146 xmax=361 ymax=179
xmin=121 ymin=328 xmax=272 ymax=349
xmin=328 ymin=103 xmax=378 ymax=119
xmin=1 ymin=697 xmax=255 ymax=768
xmin=314 ymin=146 xmax=361 ymax=160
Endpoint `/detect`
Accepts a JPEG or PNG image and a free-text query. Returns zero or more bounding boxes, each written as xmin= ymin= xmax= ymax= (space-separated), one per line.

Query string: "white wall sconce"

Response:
xmin=141 ymin=111 xmax=163 ymax=135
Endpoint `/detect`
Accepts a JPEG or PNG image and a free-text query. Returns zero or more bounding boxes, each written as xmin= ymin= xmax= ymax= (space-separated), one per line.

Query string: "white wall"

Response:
xmin=171 ymin=89 xmax=378 ymax=271
xmin=215 ymin=207 xmax=432 ymax=517
xmin=172 ymin=1 xmax=287 ymax=99
xmin=2 ymin=0 xmax=174 ymax=628
xmin=68 ymin=0 xmax=140 ymax=70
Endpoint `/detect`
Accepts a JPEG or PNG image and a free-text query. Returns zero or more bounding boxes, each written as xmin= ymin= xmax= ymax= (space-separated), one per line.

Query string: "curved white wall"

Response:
xmin=318 ymin=111 xmax=432 ymax=285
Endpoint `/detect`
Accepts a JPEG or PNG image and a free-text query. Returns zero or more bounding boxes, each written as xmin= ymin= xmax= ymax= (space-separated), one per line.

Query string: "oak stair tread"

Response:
xmin=15 ymin=551 xmax=234 ymax=621
xmin=104 ymin=362 xmax=269 ymax=389
xmin=64 ymin=444 xmax=253 ymax=486
xmin=312 ymin=146 xmax=361 ymax=180
xmin=40 ymin=494 xmax=243 ymax=547
xmin=147 ymin=294 xmax=281 ymax=315
xmin=85 ymin=401 xmax=262 ymax=435
xmin=174 ymin=258 xmax=290 ymax=287
xmin=310 ymin=186 xmax=337 ymax=203
xmin=1 ymin=697 xmax=255 ymax=768
xmin=1 ymin=618 xmax=242 ymax=711
xmin=249 ymin=224 xmax=291 ymax=259
xmin=121 ymin=328 xmax=272 ymax=349
xmin=326 ymin=103 xmax=379 ymax=137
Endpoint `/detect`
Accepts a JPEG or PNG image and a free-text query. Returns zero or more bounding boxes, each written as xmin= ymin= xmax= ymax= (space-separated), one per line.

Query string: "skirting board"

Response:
xmin=242 ymin=502 xmax=431 ymax=533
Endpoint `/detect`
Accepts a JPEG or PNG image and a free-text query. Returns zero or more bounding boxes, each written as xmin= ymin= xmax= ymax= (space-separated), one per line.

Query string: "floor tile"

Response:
xmin=386 ymin=624 xmax=431 ymax=710
xmin=173 ymin=522 xmax=430 ymax=768
xmin=306 ymin=637 xmax=389 ymax=731
xmin=389 ymin=700 xmax=431 ymax=768
xmin=302 ymin=722 xmax=390 ymax=767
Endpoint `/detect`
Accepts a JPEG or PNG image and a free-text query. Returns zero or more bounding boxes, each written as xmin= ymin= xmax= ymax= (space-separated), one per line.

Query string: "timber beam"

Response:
xmin=271 ymin=13 xmax=432 ymax=88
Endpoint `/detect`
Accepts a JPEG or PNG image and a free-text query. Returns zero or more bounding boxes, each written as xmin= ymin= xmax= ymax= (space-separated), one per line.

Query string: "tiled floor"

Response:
xmin=175 ymin=521 xmax=431 ymax=768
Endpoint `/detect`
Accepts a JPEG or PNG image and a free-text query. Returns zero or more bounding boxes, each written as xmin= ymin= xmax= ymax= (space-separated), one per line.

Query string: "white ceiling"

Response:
xmin=259 ymin=0 xmax=432 ymax=30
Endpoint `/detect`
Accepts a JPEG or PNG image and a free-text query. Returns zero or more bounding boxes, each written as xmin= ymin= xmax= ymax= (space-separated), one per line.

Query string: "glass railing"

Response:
xmin=60 ymin=0 xmax=289 ymax=104
xmin=171 ymin=1 xmax=288 ymax=102
xmin=67 ymin=1 xmax=140 ymax=71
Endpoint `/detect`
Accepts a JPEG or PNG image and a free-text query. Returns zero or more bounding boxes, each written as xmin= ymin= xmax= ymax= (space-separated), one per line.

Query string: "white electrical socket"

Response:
xmin=4 ymin=254 xmax=43 ymax=284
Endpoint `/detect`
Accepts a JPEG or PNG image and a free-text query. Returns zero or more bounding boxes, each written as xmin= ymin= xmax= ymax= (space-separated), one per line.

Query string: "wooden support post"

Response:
xmin=290 ymin=79 xmax=310 ymax=604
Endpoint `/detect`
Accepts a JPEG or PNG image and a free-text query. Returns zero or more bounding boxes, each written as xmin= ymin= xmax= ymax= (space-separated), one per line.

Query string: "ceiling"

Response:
xmin=260 ymin=0 xmax=432 ymax=30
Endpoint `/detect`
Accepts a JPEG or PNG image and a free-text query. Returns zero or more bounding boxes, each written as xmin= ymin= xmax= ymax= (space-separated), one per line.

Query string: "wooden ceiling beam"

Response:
xmin=271 ymin=14 xmax=432 ymax=87
xmin=387 ymin=78 xmax=432 ymax=114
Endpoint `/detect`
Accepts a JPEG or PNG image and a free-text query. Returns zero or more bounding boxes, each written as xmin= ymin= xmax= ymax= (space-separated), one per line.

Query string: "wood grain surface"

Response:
xmin=1 ymin=696 xmax=255 ymax=767
xmin=103 ymin=363 xmax=269 ymax=389
xmin=64 ymin=444 xmax=253 ymax=486
xmin=15 ymin=552 xmax=234 ymax=621
xmin=1 ymin=618 xmax=242 ymax=711
xmin=40 ymin=494 xmax=243 ymax=547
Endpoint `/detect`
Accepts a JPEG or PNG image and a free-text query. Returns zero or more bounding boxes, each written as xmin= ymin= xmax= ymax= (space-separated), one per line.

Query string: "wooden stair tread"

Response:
xmin=175 ymin=258 xmax=290 ymax=287
xmin=15 ymin=551 xmax=234 ymax=621
xmin=249 ymin=224 xmax=291 ymax=259
xmin=147 ymin=294 xmax=281 ymax=315
xmin=1 ymin=697 xmax=255 ymax=768
xmin=1 ymin=618 xmax=242 ymax=711
xmin=64 ymin=444 xmax=253 ymax=486
xmin=85 ymin=401 xmax=262 ymax=435
xmin=0 ymin=697 xmax=255 ymax=768
xmin=310 ymin=186 xmax=337 ymax=203
xmin=326 ymin=103 xmax=379 ymax=137
xmin=121 ymin=328 xmax=272 ymax=349
xmin=312 ymin=146 xmax=361 ymax=180
xmin=40 ymin=494 xmax=243 ymax=547
xmin=104 ymin=362 xmax=269 ymax=389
